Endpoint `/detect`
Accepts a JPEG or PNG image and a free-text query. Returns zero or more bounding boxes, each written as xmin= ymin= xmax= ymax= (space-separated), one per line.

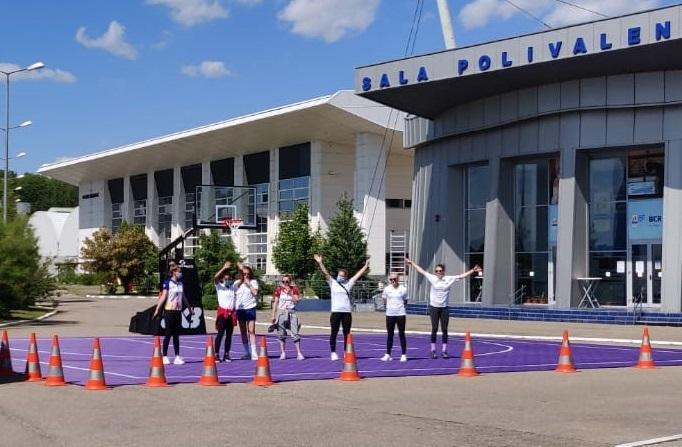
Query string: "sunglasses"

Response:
xmin=282 ymin=280 xmax=290 ymax=284
xmin=389 ymin=278 xmax=399 ymax=282
xmin=435 ymin=270 xmax=444 ymax=273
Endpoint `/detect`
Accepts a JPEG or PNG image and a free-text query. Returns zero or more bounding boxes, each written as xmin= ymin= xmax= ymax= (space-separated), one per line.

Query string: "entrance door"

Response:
xmin=627 ymin=243 xmax=662 ymax=306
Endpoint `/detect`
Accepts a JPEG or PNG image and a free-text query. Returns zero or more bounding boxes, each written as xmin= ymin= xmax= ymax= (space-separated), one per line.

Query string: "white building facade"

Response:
xmin=39 ymin=91 xmax=411 ymax=276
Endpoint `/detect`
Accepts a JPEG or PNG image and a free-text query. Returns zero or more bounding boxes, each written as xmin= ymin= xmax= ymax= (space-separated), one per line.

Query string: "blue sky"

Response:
xmin=1 ymin=0 xmax=677 ymax=175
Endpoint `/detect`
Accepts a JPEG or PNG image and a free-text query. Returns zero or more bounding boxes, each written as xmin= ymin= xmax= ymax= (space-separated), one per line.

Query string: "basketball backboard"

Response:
xmin=194 ymin=185 xmax=257 ymax=229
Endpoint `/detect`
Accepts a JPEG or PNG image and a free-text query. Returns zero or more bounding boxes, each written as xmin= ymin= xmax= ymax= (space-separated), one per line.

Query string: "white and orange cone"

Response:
xmin=635 ymin=327 xmax=655 ymax=369
xmin=253 ymin=337 xmax=273 ymax=386
xmin=555 ymin=330 xmax=577 ymax=373
xmin=198 ymin=336 xmax=221 ymax=386
xmin=44 ymin=335 xmax=66 ymax=386
xmin=457 ymin=332 xmax=479 ymax=377
xmin=85 ymin=338 xmax=108 ymax=390
xmin=339 ymin=333 xmax=361 ymax=381
xmin=24 ymin=332 xmax=42 ymax=382
xmin=0 ymin=330 xmax=14 ymax=377
xmin=146 ymin=336 xmax=170 ymax=387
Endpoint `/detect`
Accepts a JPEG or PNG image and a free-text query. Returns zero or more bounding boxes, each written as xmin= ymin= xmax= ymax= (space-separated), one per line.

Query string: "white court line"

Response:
xmin=292 ymin=324 xmax=682 ymax=347
xmin=9 ymin=347 xmax=150 ymax=360
xmin=615 ymin=433 xmax=682 ymax=447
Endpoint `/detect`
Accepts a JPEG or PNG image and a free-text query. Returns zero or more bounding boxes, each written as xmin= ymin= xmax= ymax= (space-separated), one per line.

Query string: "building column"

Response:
xmin=233 ymin=156 xmax=247 ymax=258
xmin=145 ymin=171 xmax=159 ymax=245
xmin=661 ymin=139 xmax=682 ymax=312
xmin=481 ymin=156 xmax=514 ymax=305
xmin=172 ymin=166 xmax=183 ymax=239
xmin=267 ymin=147 xmax=279 ymax=276
xmin=555 ymin=147 xmax=589 ymax=309
xmin=122 ymin=176 xmax=133 ymax=223
xmin=443 ymin=165 xmax=466 ymax=304
xmin=354 ymin=132 xmax=386 ymax=276
xmin=309 ymin=140 xmax=323 ymax=229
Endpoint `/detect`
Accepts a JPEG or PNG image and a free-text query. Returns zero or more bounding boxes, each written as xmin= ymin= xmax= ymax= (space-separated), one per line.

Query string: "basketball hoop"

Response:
xmin=222 ymin=218 xmax=244 ymax=234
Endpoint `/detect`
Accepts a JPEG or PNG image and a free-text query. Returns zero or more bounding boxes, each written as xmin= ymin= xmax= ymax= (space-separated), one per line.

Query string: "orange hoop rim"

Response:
xmin=222 ymin=218 xmax=244 ymax=230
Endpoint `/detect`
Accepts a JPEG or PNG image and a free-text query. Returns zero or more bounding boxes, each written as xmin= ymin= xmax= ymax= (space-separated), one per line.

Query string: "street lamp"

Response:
xmin=1 ymin=61 xmax=45 ymax=223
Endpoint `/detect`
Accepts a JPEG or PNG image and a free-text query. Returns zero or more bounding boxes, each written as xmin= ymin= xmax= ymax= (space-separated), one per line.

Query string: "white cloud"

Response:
xmin=0 ymin=63 xmax=77 ymax=83
xmin=278 ymin=0 xmax=381 ymax=43
xmin=181 ymin=61 xmax=232 ymax=78
xmin=146 ymin=0 xmax=229 ymax=26
xmin=459 ymin=0 xmax=662 ymax=30
xmin=151 ymin=30 xmax=173 ymax=50
xmin=75 ymin=20 xmax=138 ymax=60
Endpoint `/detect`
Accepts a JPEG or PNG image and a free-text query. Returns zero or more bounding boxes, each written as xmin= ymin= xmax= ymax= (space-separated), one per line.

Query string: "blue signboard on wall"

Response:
xmin=628 ymin=198 xmax=662 ymax=241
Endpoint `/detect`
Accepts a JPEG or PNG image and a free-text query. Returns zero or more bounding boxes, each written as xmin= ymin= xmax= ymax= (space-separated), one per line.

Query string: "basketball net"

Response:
xmin=222 ymin=218 xmax=243 ymax=245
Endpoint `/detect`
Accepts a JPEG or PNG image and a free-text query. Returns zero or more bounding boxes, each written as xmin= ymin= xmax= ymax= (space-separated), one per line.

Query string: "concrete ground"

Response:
xmin=2 ymin=295 xmax=682 ymax=447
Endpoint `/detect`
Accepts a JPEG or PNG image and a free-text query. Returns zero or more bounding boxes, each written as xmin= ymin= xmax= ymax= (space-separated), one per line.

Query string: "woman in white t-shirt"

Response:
xmin=405 ymin=257 xmax=481 ymax=359
xmin=234 ymin=264 xmax=259 ymax=360
xmin=313 ymin=254 xmax=370 ymax=361
xmin=213 ymin=261 xmax=237 ymax=362
xmin=381 ymin=273 xmax=409 ymax=362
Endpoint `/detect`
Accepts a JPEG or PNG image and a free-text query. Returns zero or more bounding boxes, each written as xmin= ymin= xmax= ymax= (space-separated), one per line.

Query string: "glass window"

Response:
xmin=589 ymin=251 xmax=626 ymax=306
xmin=627 ymin=154 xmax=664 ymax=198
xmin=464 ymin=164 xmax=489 ymax=302
xmin=590 ymin=157 xmax=626 ymax=204
xmin=278 ymin=175 xmax=309 ymax=218
xmin=158 ymin=196 xmax=173 ymax=247
xmin=590 ymin=201 xmax=627 ymax=251
xmin=184 ymin=192 xmax=195 ymax=229
xmin=513 ymin=159 xmax=556 ymax=304
xmin=247 ymin=232 xmax=268 ymax=272
xmin=133 ymin=199 xmax=146 ymax=226
xmin=111 ymin=203 xmax=123 ymax=233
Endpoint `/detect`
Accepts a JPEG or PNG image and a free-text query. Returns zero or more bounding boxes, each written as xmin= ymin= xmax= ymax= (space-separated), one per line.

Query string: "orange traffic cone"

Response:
xmin=252 ymin=337 xmax=273 ymax=386
xmin=44 ymin=335 xmax=66 ymax=386
xmin=457 ymin=332 xmax=479 ymax=377
xmin=635 ymin=326 xmax=655 ymax=369
xmin=85 ymin=338 xmax=108 ymax=390
xmin=339 ymin=333 xmax=361 ymax=381
xmin=24 ymin=332 xmax=42 ymax=381
xmin=198 ymin=336 xmax=221 ymax=386
xmin=0 ymin=330 xmax=13 ymax=376
xmin=146 ymin=336 xmax=170 ymax=387
xmin=555 ymin=330 xmax=576 ymax=373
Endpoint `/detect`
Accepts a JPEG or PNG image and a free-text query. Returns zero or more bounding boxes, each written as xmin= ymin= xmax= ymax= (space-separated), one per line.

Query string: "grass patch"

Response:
xmin=2 ymin=306 xmax=51 ymax=322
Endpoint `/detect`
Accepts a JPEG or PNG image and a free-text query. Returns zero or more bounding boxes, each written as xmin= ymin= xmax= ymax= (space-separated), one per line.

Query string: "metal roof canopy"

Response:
xmin=358 ymin=39 xmax=682 ymax=119
xmin=38 ymin=91 xmax=405 ymax=185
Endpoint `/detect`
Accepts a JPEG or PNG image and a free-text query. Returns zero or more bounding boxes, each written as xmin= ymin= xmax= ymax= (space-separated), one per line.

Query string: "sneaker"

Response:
xmin=330 ymin=352 xmax=339 ymax=361
xmin=215 ymin=354 xmax=222 ymax=363
xmin=297 ymin=353 xmax=305 ymax=361
xmin=162 ymin=356 xmax=170 ymax=365
xmin=240 ymin=353 xmax=251 ymax=360
xmin=251 ymin=353 xmax=258 ymax=361
xmin=222 ymin=354 xmax=231 ymax=363
xmin=173 ymin=356 xmax=185 ymax=365
xmin=400 ymin=354 xmax=408 ymax=362
xmin=280 ymin=352 xmax=286 ymax=360
xmin=431 ymin=351 xmax=438 ymax=359
xmin=441 ymin=352 xmax=450 ymax=359
xmin=381 ymin=354 xmax=392 ymax=362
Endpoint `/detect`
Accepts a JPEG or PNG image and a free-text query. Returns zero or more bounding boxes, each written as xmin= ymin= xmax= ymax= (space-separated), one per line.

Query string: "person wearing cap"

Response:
xmin=404 ymin=257 xmax=481 ymax=359
xmin=313 ymin=254 xmax=370 ymax=361
xmin=214 ymin=260 xmax=237 ymax=362
xmin=153 ymin=263 xmax=194 ymax=365
xmin=381 ymin=273 xmax=409 ymax=362
xmin=271 ymin=274 xmax=304 ymax=360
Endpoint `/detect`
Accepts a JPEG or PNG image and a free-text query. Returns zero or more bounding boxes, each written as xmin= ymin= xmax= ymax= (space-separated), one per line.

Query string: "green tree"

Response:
xmin=320 ymin=195 xmax=369 ymax=277
xmin=13 ymin=173 xmax=78 ymax=213
xmin=80 ymin=223 xmax=158 ymax=293
xmin=272 ymin=203 xmax=317 ymax=280
xmin=194 ymin=231 xmax=242 ymax=309
xmin=0 ymin=217 xmax=56 ymax=317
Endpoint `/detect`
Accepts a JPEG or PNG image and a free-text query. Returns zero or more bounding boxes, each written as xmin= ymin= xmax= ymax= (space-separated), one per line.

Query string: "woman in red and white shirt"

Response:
xmin=271 ymin=274 xmax=304 ymax=360
xmin=214 ymin=261 xmax=237 ymax=362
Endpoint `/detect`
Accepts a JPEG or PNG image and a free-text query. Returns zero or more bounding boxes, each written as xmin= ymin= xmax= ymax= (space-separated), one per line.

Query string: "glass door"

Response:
xmin=652 ymin=244 xmax=662 ymax=304
xmin=628 ymin=243 xmax=662 ymax=306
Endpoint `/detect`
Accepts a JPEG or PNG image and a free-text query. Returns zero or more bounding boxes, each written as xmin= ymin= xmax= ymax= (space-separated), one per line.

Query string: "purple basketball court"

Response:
xmin=7 ymin=333 xmax=682 ymax=386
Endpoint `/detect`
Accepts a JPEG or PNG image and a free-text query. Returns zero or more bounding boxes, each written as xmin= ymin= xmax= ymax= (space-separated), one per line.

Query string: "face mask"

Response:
xmin=176 ymin=272 xmax=183 ymax=280
xmin=223 ymin=280 xmax=232 ymax=287
xmin=337 ymin=276 xmax=347 ymax=284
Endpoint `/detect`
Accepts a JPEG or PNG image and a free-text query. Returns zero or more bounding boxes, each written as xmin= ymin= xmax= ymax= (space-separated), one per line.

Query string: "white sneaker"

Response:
xmin=330 ymin=352 xmax=339 ymax=361
xmin=173 ymin=356 xmax=185 ymax=365
xmin=297 ymin=353 xmax=305 ymax=361
xmin=400 ymin=355 xmax=408 ymax=362
xmin=162 ymin=356 xmax=170 ymax=365
xmin=381 ymin=354 xmax=392 ymax=362
xmin=280 ymin=352 xmax=286 ymax=360
xmin=251 ymin=352 xmax=258 ymax=361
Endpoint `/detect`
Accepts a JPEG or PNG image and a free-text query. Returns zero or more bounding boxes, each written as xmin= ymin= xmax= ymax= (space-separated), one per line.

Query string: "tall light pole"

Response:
xmin=436 ymin=0 xmax=457 ymax=49
xmin=1 ymin=61 xmax=44 ymax=223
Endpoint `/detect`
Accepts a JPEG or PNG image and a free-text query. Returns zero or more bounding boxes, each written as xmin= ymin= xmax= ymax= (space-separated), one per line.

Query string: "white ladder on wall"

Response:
xmin=389 ymin=231 xmax=408 ymax=285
